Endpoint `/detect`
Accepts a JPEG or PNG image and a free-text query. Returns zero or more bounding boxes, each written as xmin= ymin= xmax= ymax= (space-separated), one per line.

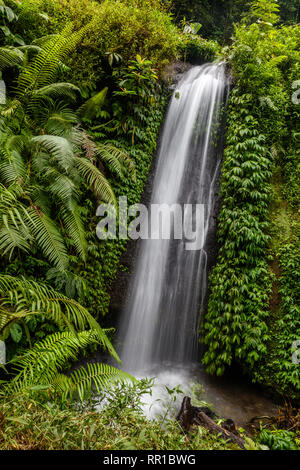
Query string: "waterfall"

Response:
xmin=118 ymin=63 xmax=229 ymax=374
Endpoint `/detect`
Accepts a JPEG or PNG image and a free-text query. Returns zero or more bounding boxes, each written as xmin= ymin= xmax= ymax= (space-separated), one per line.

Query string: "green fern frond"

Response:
xmin=60 ymin=202 xmax=87 ymax=261
xmin=6 ymin=135 xmax=28 ymax=155
xmin=0 ymin=184 xmax=33 ymax=257
xmin=0 ymin=100 xmax=22 ymax=117
xmin=76 ymin=157 xmax=117 ymax=205
xmin=0 ymin=144 xmax=26 ymax=185
xmin=25 ymin=206 xmax=69 ymax=271
xmin=45 ymin=168 xmax=77 ymax=206
xmin=32 ymin=135 xmax=74 ymax=171
xmin=0 ymin=275 xmax=119 ymax=362
xmin=16 ymin=24 xmax=85 ymax=103
xmin=63 ymin=363 xmax=134 ymax=401
xmin=44 ymin=105 xmax=78 ymax=136
xmin=6 ymin=330 xmax=130 ymax=399
xmin=31 ymin=34 xmax=60 ymax=47
xmin=8 ymin=330 xmax=100 ymax=392
xmin=18 ymin=45 xmax=42 ymax=55
xmin=0 ymin=226 xmax=31 ymax=258
xmin=0 ymin=183 xmax=24 ymax=212
xmin=34 ymin=82 xmax=80 ymax=101
xmin=0 ymin=47 xmax=24 ymax=70
xmin=97 ymin=143 xmax=136 ymax=181
xmin=77 ymin=87 xmax=108 ymax=122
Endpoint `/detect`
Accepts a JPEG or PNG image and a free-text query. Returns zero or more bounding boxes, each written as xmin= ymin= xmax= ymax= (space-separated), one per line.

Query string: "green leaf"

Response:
xmin=10 ymin=324 xmax=22 ymax=343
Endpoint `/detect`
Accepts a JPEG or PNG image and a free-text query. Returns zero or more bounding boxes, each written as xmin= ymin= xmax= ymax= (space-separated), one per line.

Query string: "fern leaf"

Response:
xmin=34 ymin=82 xmax=80 ymax=102
xmin=8 ymin=330 xmax=100 ymax=392
xmin=0 ymin=184 xmax=32 ymax=257
xmin=77 ymin=87 xmax=108 ymax=121
xmin=0 ymin=226 xmax=31 ymax=258
xmin=0 ymin=275 xmax=120 ymax=362
xmin=49 ymin=172 xmax=77 ymax=206
xmin=60 ymin=202 xmax=87 ymax=261
xmin=32 ymin=135 xmax=74 ymax=171
xmin=76 ymin=157 xmax=117 ymax=205
xmin=66 ymin=363 xmax=134 ymax=401
xmin=0 ymin=47 xmax=24 ymax=70
xmin=97 ymin=143 xmax=136 ymax=180
xmin=16 ymin=24 xmax=85 ymax=103
xmin=0 ymin=144 xmax=26 ymax=185
xmin=25 ymin=207 xmax=69 ymax=271
xmin=6 ymin=331 xmax=130 ymax=399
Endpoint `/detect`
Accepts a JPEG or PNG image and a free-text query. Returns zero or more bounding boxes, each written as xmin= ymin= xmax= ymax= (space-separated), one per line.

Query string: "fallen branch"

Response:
xmin=195 ymin=411 xmax=245 ymax=449
xmin=176 ymin=396 xmax=245 ymax=450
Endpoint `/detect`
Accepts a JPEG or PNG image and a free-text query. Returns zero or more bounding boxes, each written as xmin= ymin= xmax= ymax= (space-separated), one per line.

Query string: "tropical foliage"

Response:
xmin=171 ymin=0 xmax=299 ymax=41
xmin=0 ymin=272 xmax=134 ymax=401
xmin=0 ymin=385 xmax=240 ymax=450
xmin=0 ymin=24 xmax=134 ymax=270
xmin=0 ymin=0 xmax=299 ymax=452
xmin=0 ymin=3 xmax=136 ymax=400
xmin=203 ymin=0 xmax=300 ymax=399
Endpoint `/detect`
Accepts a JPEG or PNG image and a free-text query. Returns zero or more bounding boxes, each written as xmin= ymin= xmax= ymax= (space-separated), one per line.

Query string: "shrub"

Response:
xmin=257 ymin=429 xmax=299 ymax=451
xmin=178 ymin=35 xmax=219 ymax=64
xmin=18 ymin=0 xmax=180 ymax=88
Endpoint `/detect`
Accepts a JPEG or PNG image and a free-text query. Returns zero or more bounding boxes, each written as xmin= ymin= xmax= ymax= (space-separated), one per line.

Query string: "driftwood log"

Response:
xmin=176 ymin=396 xmax=245 ymax=450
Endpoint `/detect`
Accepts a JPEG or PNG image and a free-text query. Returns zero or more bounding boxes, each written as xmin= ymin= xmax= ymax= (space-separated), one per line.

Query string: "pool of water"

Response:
xmin=129 ymin=364 xmax=279 ymax=428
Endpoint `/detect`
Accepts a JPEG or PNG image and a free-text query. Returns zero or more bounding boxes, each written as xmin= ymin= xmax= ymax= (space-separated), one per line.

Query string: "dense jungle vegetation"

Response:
xmin=0 ymin=0 xmax=299 ymax=451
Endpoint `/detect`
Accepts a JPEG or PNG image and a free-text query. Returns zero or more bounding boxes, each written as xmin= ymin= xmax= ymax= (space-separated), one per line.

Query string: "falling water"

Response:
xmin=118 ymin=64 xmax=229 ymax=375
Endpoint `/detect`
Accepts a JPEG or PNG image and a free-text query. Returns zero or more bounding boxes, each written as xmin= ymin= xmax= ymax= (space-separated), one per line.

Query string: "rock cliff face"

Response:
xmin=0 ymin=341 xmax=5 ymax=365
xmin=108 ymin=125 xmax=159 ymax=325
xmin=108 ymin=62 xmax=228 ymax=348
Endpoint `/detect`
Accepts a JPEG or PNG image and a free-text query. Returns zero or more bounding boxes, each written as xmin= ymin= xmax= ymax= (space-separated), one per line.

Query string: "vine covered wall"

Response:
xmin=203 ymin=1 xmax=300 ymax=399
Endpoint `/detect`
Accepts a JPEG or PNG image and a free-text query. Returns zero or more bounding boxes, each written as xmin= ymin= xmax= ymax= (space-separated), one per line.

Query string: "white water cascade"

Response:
xmin=118 ymin=64 xmax=229 ymax=378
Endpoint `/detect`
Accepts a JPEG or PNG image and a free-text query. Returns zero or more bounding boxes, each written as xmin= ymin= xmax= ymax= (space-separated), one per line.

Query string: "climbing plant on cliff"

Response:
xmin=203 ymin=0 xmax=300 ymax=399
